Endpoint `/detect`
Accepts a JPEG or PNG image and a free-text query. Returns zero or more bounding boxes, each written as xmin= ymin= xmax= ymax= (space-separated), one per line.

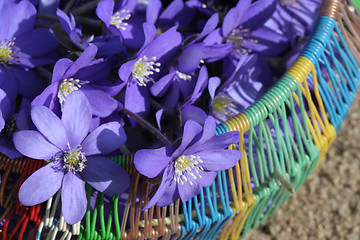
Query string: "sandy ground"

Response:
xmin=242 ymin=92 xmax=360 ymax=240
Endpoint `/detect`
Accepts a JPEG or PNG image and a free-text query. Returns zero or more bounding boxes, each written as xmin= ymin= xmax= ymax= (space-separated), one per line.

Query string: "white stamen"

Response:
xmin=174 ymin=155 xmax=203 ymax=185
xmin=57 ymin=78 xmax=89 ymax=108
xmin=132 ymin=56 xmax=161 ymax=86
xmin=176 ymin=71 xmax=192 ymax=81
xmin=110 ymin=10 xmax=131 ymax=31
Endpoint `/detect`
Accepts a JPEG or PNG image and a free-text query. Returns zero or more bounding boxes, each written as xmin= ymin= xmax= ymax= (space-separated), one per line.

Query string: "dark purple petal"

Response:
xmin=185 ymin=131 xmax=240 ymax=154
xmin=163 ymin=82 xmax=180 ymax=109
xmin=203 ymin=28 xmax=223 ymax=45
xmin=63 ymin=45 xmax=98 ymax=79
xmin=193 ymin=13 xmax=219 ymax=43
xmin=196 ymin=149 xmax=241 ymax=171
xmin=61 ymin=172 xmax=87 ymax=225
xmin=172 ymin=120 xmax=202 ymax=157
xmin=183 ymin=66 xmax=208 ymax=106
xmin=61 ymin=91 xmax=92 ymax=148
xmin=19 ymin=160 xmax=64 ymax=206
xmin=81 ymin=156 xmax=130 ymax=195
xmin=124 ymin=82 xmax=150 ymax=126
xmin=222 ymin=0 xmax=251 ymax=37
xmin=31 ymin=106 xmax=67 ymax=150
xmin=73 ymin=58 xmax=111 ymax=83
xmin=80 ymin=87 xmax=118 ymax=117
xmin=13 ymin=130 xmax=60 ymax=159
xmin=81 ymin=121 xmax=126 ymax=155
xmin=0 ymin=136 xmax=22 ymax=159
xmin=202 ymin=44 xmax=232 ymax=63
xmin=146 ymin=0 xmax=162 ymax=24
xmin=177 ymin=43 xmax=204 ymax=74
xmin=121 ymin=15 xmax=146 ymax=50
xmin=96 ymin=0 xmax=114 ymax=27
xmin=16 ymin=28 xmax=58 ymax=58
xmin=240 ymin=0 xmax=276 ymax=29
xmin=246 ymin=27 xmax=289 ymax=57
xmin=134 ymin=146 xmax=175 ymax=178
xmin=12 ymin=68 xmax=46 ymax=100
xmin=57 ymin=9 xmax=75 ymax=35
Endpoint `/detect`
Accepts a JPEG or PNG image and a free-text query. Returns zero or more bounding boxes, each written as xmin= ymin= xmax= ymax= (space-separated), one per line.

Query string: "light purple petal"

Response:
xmin=143 ymin=164 xmax=177 ymax=209
xmin=134 ymin=146 xmax=175 ymax=178
xmin=19 ymin=160 xmax=64 ymax=206
xmin=146 ymin=0 xmax=162 ymax=24
xmin=197 ymin=170 xmax=217 ymax=187
xmin=57 ymin=9 xmax=74 ymax=35
xmin=177 ymin=43 xmax=204 ymax=74
xmin=13 ymin=130 xmax=60 ymax=159
xmin=178 ymin=173 xmax=201 ymax=202
xmin=81 ymin=156 xmax=130 ymax=195
xmin=155 ymin=109 xmax=163 ymax=130
xmin=194 ymin=116 xmax=216 ymax=145
xmin=31 ymin=82 xmax=61 ymax=114
xmin=81 ymin=121 xmax=126 ymax=155
xmin=140 ymin=22 xmax=157 ymax=51
xmin=80 ymin=87 xmax=118 ymax=117
xmin=52 ymin=58 xmax=73 ymax=83
xmin=61 ymin=172 xmax=87 ymax=225
xmin=208 ymin=76 xmax=221 ymax=100
xmin=118 ymin=60 xmax=135 ymax=82
xmin=96 ymin=0 xmax=114 ymax=27
xmin=61 ymin=91 xmax=92 ymax=148
xmin=63 ymin=45 xmax=98 ymax=79
xmin=240 ymin=0 xmax=276 ymax=29
xmin=196 ymin=149 xmax=241 ymax=171
xmin=6 ymin=0 xmax=36 ymax=38
xmin=31 ymin=106 xmax=68 ymax=150
xmin=181 ymin=105 xmax=207 ymax=126
xmin=185 ymin=131 xmax=239 ymax=154
xmin=150 ymin=72 xmax=176 ymax=97
xmin=172 ymin=120 xmax=202 ymax=157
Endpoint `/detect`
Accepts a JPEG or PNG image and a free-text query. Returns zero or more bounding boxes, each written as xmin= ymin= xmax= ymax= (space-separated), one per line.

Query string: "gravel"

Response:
xmin=242 ymin=92 xmax=360 ymax=240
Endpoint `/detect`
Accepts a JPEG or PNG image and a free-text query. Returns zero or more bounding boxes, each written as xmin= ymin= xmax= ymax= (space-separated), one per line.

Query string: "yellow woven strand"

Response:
xmin=219 ymin=113 xmax=256 ymax=239
xmin=287 ymin=57 xmax=336 ymax=164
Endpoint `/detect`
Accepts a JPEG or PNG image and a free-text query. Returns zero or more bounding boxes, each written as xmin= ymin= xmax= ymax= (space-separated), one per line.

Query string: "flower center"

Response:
xmin=62 ymin=145 xmax=87 ymax=173
xmin=226 ymin=27 xmax=258 ymax=55
xmin=110 ymin=10 xmax=131 ymax=31
xmin=132 ymin=56 xmax=161 ymax=86
xmin=0 ymin=38 xmax=19 ymax=67
xmin=174 ymin=155 xmax=203 ymax=185
xmin=57 ymin=78 xmax=88 ymax=107
xmin=176 ymin=71 xmax=192 ymax=81
xmin=212 ymin=93 xmax=237 ymax=121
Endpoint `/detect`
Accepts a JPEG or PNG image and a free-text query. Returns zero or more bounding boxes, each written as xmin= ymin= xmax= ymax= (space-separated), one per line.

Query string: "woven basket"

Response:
xmin=1 ymin=0 xmax=360 ymax=239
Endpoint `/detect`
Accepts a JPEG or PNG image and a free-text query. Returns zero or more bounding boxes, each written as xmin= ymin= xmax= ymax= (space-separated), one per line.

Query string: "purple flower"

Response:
xmin=57 ymin=9 xmax=125 ymax=57
xmin=134 ymin=116 xmax=241 ymax=208
xmin=0 ymin=0 xmax=58 ymax=100
xmin=13 ymin=91 xmax=130 ymax=224
xmin=204 ymin=0 xmax=288 ymax=59
xmin=32 ymin=45 xmax=121 ymax=118
xmin=118 ymin=23 xmax=182 ymax=125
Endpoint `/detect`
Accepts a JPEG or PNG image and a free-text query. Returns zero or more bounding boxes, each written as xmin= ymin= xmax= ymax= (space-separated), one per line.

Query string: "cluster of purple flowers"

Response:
xmin=0 ymin=0 xmax=321 ymax=224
